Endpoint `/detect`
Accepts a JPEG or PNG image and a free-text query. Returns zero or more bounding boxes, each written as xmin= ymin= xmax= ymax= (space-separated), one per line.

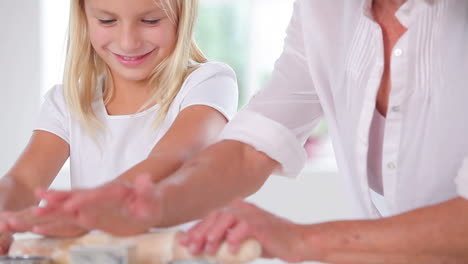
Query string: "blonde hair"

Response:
xmin=63 ymin=0 xmax=207 ymax=135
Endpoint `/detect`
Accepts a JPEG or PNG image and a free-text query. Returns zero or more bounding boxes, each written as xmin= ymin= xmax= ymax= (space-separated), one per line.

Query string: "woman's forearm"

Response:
xmin=116 ymin=153 xmax=187 ymax=184
xmin=298 ymin=198 xmax=468 ymax=264
xmin=117 ymin=105 xmax=232 ymax=185
xmin=153 ymin=140 xmax=278 ymax=227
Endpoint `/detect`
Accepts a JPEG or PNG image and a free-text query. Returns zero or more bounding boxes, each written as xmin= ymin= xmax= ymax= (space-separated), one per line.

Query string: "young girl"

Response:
xmin=0 ymin=0 xmax=237 ymax=252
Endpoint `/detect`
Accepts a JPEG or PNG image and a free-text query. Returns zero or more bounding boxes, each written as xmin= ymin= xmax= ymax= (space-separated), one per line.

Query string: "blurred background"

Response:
xmin=0 ymin=1 xmax=353 ymax=263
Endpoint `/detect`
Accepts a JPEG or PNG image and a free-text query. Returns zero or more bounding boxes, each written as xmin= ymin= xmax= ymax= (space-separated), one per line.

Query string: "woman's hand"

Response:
xmin=0 ymin=207 xmax=88 ymax=238
xmin=36 ymin=174 xmax=163 ymax=236
xmin=179 ymin=199 xmax=310 ymax=263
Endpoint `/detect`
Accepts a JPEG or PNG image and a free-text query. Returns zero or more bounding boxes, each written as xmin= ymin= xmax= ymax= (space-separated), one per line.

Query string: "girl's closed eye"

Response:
xmin=142 ymin=19 xmax=161 ymax=25
xmin=98 ymin=18 xmax=117 ymax=25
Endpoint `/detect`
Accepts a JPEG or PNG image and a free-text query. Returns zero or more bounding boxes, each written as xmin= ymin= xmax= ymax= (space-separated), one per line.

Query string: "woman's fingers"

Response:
xmin=184 ymin=211 xmax=222 ymax=255
xmin=204 ymin=213 xmax=237 ymax=255
xmin=226 ymin=220 xmax=251 ymax=253
xmin=182 ymin=199 xmax=259 ymax=257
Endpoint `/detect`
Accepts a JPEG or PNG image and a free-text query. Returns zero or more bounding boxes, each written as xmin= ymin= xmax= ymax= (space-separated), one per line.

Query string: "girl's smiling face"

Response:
xmin=84 ymin=0 xmax=177 ymax=83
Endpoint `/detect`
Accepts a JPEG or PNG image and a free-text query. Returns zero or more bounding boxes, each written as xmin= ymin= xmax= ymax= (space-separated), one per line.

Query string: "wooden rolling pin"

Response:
xmin=8 ymin=231 xmax=261 ymax=264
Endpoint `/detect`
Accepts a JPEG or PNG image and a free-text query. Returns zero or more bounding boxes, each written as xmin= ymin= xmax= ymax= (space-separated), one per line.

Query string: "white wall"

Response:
xmin=0 ymin=1 xmax=41 ymax=175
xmin=40 ymin=0 xmax=70 ymax=95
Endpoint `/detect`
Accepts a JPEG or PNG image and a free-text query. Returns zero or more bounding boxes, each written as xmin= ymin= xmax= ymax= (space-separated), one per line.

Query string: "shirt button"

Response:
xmin=391 ymin=106 xmax=401 ymax=112
xmin=394 ymin=48 xmax=403 ymax=57
xmin=387 ymin=162 xmax=397 ymax=169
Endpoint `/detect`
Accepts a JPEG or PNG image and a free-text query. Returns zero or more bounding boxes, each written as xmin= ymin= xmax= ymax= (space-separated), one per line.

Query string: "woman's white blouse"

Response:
xmin=220 ymin=0 xmax=468 ymax=218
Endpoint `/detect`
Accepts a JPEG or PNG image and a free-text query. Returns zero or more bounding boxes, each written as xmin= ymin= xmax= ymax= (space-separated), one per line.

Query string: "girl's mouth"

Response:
xmin=113 ymin=50 xmax=154 ymax=66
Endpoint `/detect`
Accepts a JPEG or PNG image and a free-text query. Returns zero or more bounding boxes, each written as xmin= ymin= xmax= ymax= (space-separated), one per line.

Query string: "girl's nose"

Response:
xmin=119 ymin=24 xmax=143 ymax=54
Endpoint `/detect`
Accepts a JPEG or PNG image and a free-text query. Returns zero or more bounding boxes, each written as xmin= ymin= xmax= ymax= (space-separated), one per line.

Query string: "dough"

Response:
xmin=9 ymin=231 xmax=261 ymax=264
xmin=215 ymin=239 xmax=262 ymax=264
xmin=171 ymin=232 xmax=262 ymax=264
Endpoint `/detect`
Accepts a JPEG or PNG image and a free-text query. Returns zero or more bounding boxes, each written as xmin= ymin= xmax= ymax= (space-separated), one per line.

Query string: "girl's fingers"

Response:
xmin=32 ymin=224 xmax=59 ymax=237
xmin=0 ymin=233 xmax=13 ymax=255
xmin=1 ymin=210 xmax=34 ymax=232
xmin=34 ymin=205 xmax=57 ymax=216
xmin=34 ymin=201 xmax=63 ymax=216
xmin=0 ymin=221 xmax=11 ymax=233
xmin=7 ymin=216 xmax=33 ymax=233
xmin=37 ymin=189 xmax=73 ymax=204
xmin=32 ymin=222 xmax=86 ymax=238
xmin=0 ymin=212 xmax=14 ymax=219
xmin=8 ymin=209 xmax=55 ymax=232
xmin=39 ymin=202 xmax=79 ymax=223
xmin=35 ymin=190 xmax=79 ymax=217
xmin=0 ymin=212 xmax=14 ymax=233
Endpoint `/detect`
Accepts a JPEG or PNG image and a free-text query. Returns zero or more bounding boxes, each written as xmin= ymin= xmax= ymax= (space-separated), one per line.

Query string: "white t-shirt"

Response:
xmin=35 ymin=61 xmax=238 ymax=188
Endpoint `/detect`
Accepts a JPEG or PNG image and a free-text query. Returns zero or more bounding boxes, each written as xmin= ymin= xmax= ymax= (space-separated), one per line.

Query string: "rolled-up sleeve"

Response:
xmin=456 ymin=157 xmax=468 ymax=200
xmin=219 ymin=0 xmax=323 ymax=178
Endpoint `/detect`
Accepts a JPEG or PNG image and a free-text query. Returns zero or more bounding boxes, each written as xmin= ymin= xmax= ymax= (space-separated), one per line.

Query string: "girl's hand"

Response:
xmin=0 ymin=233 xmax=13 ymax=255
xmin=0 ymin=212 xmax=13 ymax=255
xmin=0 ymin=207 xmax=88 ymax=238
xmin=36 ymin=174 xmax=163 ymax=236
xmin=179 ymin=199 xmax=309 ymax=263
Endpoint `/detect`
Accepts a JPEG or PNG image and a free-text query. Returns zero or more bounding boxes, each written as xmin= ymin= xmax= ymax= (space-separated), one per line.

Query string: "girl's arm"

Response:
xmin=0 ymin=130 xmax=69 ymax=211
xmin=115 ymin=104 xmax=229 ymax=184
xmin=0 ymin=131 xmax=102 ymax=239
xmin=29 ymin=105 xmax=239 ymax=236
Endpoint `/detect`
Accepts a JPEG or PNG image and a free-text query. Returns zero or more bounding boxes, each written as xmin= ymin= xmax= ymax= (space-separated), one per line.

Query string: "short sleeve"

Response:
xmin=179 ymin=62 xmax=238 ymax=120
xmin=34 ymin=85 xmax=70 ymax=143
xmin=456 ymin=157 xmax=468 ymax=200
